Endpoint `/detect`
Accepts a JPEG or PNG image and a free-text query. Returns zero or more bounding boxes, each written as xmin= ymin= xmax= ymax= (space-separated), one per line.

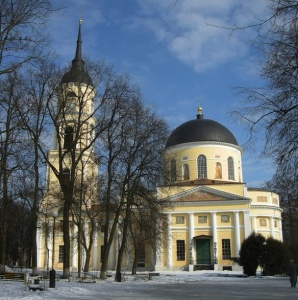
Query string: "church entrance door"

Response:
xmin=196 ymin=239 xmax=211 ymax=264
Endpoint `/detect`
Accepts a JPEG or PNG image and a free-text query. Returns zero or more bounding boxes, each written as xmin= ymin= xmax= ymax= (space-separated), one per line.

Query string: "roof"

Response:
xmin=166 ymin=108 xmax=238 ymax=148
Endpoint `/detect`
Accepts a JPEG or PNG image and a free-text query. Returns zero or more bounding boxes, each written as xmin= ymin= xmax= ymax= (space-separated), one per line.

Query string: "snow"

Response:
xmin=0 ymin=269 xmax=289 ymax=299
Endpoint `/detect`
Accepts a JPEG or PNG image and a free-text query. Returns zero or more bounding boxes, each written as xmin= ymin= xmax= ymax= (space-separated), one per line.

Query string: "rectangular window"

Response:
xmin=176 ymin=216 xmax=185 ymax=224
xmin=198 ymin=216 xmax=207 ymax=223
xmin=176 ymin=240 xmax=185 ymax=261
xmin=137 ymin=244 xmax=146 ymax=267
xmin=222 ymin=239 xmax=231 ymax=259
xmin=59 ymin=245 xmax=64 ymax=263
xmin=260 ymin=219 xmax=267 ymax=226
xmin=274 ymin=220 xmax=277 ymax=227
xmin=221 ymin=215 xmax=230 ymax=223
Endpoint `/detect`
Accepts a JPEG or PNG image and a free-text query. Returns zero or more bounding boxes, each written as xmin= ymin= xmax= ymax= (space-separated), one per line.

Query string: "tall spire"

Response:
xmin=60 ymin=19 xmax=93 ymax=85
xmin=72 ymin=19 xmax=84 ymax=70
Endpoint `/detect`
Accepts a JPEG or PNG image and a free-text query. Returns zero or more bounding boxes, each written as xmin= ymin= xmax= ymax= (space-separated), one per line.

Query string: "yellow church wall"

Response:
xmin=168 ymin=210 xmax=248 ymax=269
xmin=166 ymin=142 xmax=242 ymax=183
xmin=248 ymin=190 xmax=280 ymax=207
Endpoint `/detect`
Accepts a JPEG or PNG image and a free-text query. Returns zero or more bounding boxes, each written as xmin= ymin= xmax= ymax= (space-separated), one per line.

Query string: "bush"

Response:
xmin=239 ymin=232 xmax=287 ymax=276
xmin=239 ymin=232 xmax=265 ymax=276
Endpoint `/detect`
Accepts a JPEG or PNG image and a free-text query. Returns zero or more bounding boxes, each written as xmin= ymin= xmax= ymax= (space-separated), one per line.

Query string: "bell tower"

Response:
xmin=38 ymin=20 xmax=98 ymax=271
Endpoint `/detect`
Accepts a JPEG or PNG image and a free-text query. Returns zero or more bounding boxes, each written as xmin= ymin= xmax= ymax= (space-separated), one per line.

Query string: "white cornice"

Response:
xmin=250 ymin=205 xmax=283 ymax=212
xmin=166 ymin=141 xmax=243 ymax=153
xmin=172 ymin=200 xmax=250 ymax=206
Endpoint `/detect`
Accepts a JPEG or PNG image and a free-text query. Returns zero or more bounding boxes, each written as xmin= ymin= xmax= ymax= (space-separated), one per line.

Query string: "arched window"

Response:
xmin=183 ymin=164 xmax=190 ymax=180
xmin=64 ymin=126 xmax=74 ymax=150
xmin=228 ymin=156 xmax=235 ymax=180
xmin=67 ymin=91 xmax=76 ymax=98
xmin=197 ymin=155 xmax=207 ymax=178
xmin=170 ymin=159 xmax=176 ymax=182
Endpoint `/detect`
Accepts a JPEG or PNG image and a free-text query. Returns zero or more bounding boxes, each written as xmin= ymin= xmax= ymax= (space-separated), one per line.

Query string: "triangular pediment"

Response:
xmin=166 ymin=185 xmax=250 ymax=203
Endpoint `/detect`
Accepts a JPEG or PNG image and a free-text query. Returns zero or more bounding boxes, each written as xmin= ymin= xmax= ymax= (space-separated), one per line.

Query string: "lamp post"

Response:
xmin=49 ymin=211 xmax=58 ymax=288
xmin=116 ymin=229 xmax=122 ymax=282
xmin=263 ymin=241 xmax=267 ymax=276
xmin=214 ymin=242 xmax=218 ymax=264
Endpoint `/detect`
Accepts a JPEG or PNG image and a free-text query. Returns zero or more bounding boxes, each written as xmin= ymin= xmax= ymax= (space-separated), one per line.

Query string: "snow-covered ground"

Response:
xmin=0 ymin=269 xmax=291 ymax=300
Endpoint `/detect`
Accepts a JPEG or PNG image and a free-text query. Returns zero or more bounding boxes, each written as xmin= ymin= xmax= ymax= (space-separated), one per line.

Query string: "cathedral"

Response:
xmin=37 ymin=21 xmax=283 ymax=273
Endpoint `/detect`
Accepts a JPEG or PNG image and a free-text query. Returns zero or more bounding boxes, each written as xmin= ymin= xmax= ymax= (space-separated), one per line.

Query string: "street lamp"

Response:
xmin=263 ymin=241 xmax=267 ymax=276
xmin=49 ymin=211 xmax=58 ymax=288
xmin=214 ymin=242 xmax=218 ymax=264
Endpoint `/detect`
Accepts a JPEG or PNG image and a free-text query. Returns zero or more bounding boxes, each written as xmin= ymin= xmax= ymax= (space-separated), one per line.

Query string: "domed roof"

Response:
xmin=60 ymin=20 xmax=93 ymax=86
xmin=61 ymin=66 xmax=93 ymax=85
xmin=166 ymin=107 xmax=238 ymax=148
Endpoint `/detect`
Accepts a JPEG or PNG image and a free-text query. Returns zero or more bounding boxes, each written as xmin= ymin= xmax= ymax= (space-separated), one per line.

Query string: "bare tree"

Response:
xmin=71 ymin=163 xmax=100 ymax=276
xmin=15 ymin=60 xmax=57 ymax=275
xmin=128 ymin=189 xmax=169 ymax=275
xmin=266 ymin=166 xmax=298 ymax=245
xmin=0 ymin=72 xmax=29 ymax=272
xmin=96 ymin=85 xmax=169 ymax=279
xmin=0 ymin=0 xmax=59 ymax=76
xmin=231 ymin=0 xmax=298 ymax=169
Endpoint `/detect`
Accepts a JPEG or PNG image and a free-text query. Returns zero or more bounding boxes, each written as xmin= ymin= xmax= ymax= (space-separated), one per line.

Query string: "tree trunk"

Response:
xmin=115 ymin=207 xmax=130 ymax=281
xmin=0 ymin=147 xmax=9 ymax=273
xmin=131 ymin=249 xmax=138 ymax=275
xmin=31 ymin=213 xmax=38 ymax=275
xmin=0 ymin=198 xmax=8 ymax=273
xmin=62 ymin=198 xmax=71 ymax=278
xmin=83 ymin=248 xmax=91 ymax=272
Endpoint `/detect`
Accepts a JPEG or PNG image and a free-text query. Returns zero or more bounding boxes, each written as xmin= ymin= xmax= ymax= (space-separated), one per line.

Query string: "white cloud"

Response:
xmin=136 ymin=0 xmax=269 ymax=73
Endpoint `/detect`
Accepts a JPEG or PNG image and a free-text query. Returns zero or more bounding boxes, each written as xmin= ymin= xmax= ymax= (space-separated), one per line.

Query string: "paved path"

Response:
xmin=1 ymin=275 xmax=296 ymax=299
xmin=97 ymin=277 xmax=297 ymax=300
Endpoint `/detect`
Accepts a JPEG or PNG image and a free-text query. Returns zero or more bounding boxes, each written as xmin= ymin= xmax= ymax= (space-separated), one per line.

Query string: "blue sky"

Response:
xmin=49 ymin=0 xmax=273 ymax=187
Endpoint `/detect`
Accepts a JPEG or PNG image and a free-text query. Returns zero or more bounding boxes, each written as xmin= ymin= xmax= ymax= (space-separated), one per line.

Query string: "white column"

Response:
xmin=155 ymin=239 xmax=163 ymax=270
xmin=93 ymin=226 xmax=98 ymax=269
xmin=244 ymin=211 xmax=251 ymax=238
xmin=167 ymin=213 xmax=172 ymax=269
xmin=72 ymin=223 xmax=77 ymax=269
xmin=189 ymin=212 xmax=194 ymax=262
xmin=270 ymin=217 xmax=274 ymax=237
xmin=189 ymin=212 xmax=194 ymax=269
xmin=279 ymin=219 xmax=283 ymax=242
xmin=234 ymin=211 xmax=240 ymax=256
xmin=252 ymin=216 xmax=257 ymax=234
xmin=211 ymin=212 xmax=217 ymax=243
xmin=211 ymin=212 xmax=218 ymax=270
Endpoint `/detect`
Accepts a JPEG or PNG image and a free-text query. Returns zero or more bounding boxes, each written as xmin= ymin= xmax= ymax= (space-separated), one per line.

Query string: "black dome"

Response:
xmin=166 ymin=118 xmax=238 ymax=148
xmin=61 ymin=65 xmax=93 ymax=86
